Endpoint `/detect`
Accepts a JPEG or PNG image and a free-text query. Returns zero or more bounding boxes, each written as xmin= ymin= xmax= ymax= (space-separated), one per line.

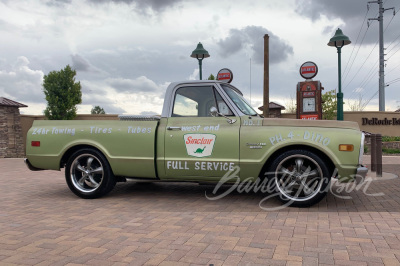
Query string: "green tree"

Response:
xmin=208 ymin=74 xmax=215 ymax=80
xmin=43 ymin=65 xmax=82 ymax=120
xmin=91 ymin=106 xmax=106 ymax=114
xmin=322 ymin=90 xmax=337 ymax=120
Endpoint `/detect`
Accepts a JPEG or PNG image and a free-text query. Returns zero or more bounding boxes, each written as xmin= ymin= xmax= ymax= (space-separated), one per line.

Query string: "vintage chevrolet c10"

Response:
xmin=25 ymin=80 xmax=367 ymax=207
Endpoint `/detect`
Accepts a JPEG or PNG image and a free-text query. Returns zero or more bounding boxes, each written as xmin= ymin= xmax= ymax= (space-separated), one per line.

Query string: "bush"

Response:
xmin=382 ymin=136 xmax=400 ymax=142
xmin=382 ymin=147 xmax=400 ymax=154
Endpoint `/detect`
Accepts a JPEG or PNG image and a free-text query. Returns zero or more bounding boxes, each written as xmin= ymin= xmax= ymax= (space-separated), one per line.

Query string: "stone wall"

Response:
xmin=0 ymin=106 xmax=25 ymax=158
xmin=268 ymin=109 xmax=283 ymax=118
xmin=281 ymin=111 xmax=400 ymax=137
xmin=382 ymin=142 xmax=400 ymax=150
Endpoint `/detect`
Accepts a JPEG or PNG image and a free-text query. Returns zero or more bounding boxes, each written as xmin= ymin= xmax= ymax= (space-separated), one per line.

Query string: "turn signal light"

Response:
xmin=339 ymin=144 xmax=354 ymax=151
xmin=31 ymin=141 xmax=40 ymax=147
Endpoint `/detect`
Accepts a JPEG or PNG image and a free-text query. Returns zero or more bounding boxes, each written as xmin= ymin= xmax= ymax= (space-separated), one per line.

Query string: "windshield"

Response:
xmin=221 ymin=84 xmax=258 ymax=116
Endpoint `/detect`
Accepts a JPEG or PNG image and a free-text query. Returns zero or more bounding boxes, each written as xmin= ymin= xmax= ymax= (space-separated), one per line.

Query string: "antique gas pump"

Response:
xmin=296 ymin=61 xmax=324 ymax=120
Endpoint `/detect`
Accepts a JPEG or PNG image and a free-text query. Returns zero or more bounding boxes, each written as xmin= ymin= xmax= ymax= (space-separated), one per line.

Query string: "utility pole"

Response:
xmin=250 ymin=58 xmax=252 ymax=105
xmin=263 ymin=34 xmax=269 ymax=118
xmin=368 ymin=0 xmax=395 ymax=111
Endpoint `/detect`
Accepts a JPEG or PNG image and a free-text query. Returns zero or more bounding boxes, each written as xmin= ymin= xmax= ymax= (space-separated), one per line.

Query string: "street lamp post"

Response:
xmin=328 ymin=28 xmax=351 ymax=121
xmin=190 ymin=42 xmax=210 ymax=80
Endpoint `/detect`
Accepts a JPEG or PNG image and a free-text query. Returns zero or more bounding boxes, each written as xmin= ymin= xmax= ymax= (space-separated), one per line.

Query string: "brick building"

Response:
xmin=0 ymin=97 xmax=27 ymax=158
xmin=258 ymin=102 xmax=286 ymax=118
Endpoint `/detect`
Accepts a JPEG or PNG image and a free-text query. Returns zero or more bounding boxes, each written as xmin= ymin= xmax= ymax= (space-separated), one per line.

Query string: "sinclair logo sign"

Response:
xmin=300 ymin=61 xmax=318 ymax=79
xmin=184 ymin=134 xmax=216 ymax=158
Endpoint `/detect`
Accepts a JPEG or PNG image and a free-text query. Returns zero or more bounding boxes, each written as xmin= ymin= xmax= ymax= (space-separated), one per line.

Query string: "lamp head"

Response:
xmin=190 ymin=42 xmax=210 ymax=59
xmin=328 ymin=28 xmax=351 ymax=48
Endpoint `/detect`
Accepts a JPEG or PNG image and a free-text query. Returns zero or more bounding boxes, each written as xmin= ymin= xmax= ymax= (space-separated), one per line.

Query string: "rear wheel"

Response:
xmin=65 ymin=148 xmax=115 ymax=199
xmin=267 ymin=149 xmax=331 ymax=207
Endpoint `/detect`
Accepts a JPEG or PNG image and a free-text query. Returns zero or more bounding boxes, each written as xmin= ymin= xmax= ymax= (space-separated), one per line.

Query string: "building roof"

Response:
xmin=0 ymin=97 xmax=28 ymax=108
xmin=258 ymin=102 xmax=286 ymax=111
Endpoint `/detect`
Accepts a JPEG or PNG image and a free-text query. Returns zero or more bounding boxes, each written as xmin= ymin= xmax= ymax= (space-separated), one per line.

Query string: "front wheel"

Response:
xmin=267 ymin=149 xmax=331 ymax=207
xmin=65 ymin=148 xmax=115 ymax=199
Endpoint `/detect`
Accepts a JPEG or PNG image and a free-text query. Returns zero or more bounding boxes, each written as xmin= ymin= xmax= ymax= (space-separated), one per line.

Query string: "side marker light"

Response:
xmin=339 ymin=144 xmax=354 ymax=151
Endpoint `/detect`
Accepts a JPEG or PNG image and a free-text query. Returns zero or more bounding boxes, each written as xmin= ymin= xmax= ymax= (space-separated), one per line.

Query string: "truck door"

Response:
xmin=164 ymin=85 xmax=240 ymax=181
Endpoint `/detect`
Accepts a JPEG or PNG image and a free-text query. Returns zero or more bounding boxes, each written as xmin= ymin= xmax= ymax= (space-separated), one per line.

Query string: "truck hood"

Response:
xmin=262 ymin=118 xmax=360 ymax=130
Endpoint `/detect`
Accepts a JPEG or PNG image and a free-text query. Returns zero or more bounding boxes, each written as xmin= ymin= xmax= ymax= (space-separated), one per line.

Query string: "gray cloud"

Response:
xmin=105 ymin=76 xmax=160 ymax=93
xmin=295 ymin=0 xmax=399 ymax=45
xmin=217 ymin=26 xmax=294 ymax=65
xmin=71 ymin=54 xmax=103 ymax=74
xmin=86 ymin=0 xmax=185 ymax=15
xmin=0 ymin=18 xmax=18 ymax=32
xmin=295 ymin=0 xmax=364 ymax=21
xmin=81 ymin=91 xmax=126 ymax=114
xmin=71 ymin=54 xmax=91 ymax=72
xmin=46 ymin=0 xmax=71 ymax=7
xmin=140 ymin=110 xmax=158 ymax=116
xmin=99 ymin=104 xmax=125 ymax=114
xmin=0 ymin=56 xmax=44 ymax=104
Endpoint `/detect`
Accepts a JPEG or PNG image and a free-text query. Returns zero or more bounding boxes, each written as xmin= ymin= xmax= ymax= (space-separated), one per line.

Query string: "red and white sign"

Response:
xmin=217 ymin=68 xmax=233 ymax=83
xmin=303 ymin=91 xmax=315 ymax=97
xmin=184 ymin=134 xmax=216 ymax=158
xmin=300 ymin=114 xmax=318 ymax=120
xmin=300 ymin=61 xmax=318 ymax=79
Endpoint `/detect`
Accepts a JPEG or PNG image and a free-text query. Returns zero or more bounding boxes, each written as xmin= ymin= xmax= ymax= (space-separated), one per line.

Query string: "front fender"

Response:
xmin=239 ymin=126 xmax=362 ymax=180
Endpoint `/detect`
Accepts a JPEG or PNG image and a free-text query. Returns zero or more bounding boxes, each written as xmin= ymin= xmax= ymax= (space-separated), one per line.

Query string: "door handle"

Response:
xmin=167 ymin=126 xmax=181 ymax=131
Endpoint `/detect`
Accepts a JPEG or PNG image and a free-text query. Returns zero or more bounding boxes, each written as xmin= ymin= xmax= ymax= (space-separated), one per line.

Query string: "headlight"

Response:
xmin=359 ymin=132 xmax=365 ymax=165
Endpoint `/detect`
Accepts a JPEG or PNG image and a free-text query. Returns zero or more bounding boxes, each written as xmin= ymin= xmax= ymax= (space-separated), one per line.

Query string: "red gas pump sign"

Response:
xmin=300 ymin=61 xmax=318 ymax=80
xmin=217 ymin=68 xmax=233 ymax=83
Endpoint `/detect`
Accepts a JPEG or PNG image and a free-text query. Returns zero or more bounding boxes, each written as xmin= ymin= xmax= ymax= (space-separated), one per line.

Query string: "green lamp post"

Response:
xmin=190 ymin=42 xmax=210 ymax=80
xmin=328 ymin=28 xmax=351 ymax=121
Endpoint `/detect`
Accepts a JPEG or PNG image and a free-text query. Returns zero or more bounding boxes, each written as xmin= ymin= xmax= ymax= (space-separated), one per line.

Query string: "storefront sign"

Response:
xmin=362 ymin=117 xmax=400 ymax=125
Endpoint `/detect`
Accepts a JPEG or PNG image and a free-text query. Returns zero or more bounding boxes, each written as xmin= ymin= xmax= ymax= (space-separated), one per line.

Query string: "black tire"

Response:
xmin=267 ymin=149 xmax=331 ymax=207
xmin=65 ymin=148 xmax=116 ymax=199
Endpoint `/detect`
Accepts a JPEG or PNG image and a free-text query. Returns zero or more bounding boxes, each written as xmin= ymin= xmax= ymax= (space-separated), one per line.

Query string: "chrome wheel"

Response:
xmin=268 ymin=150 xmax=331 ymax=207
xmin=70 ymin=154 xmax=104 ymax=193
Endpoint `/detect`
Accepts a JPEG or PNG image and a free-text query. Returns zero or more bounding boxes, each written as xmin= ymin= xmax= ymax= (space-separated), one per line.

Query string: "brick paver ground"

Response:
xmin=0 ymin=156 xmax=399 ymax=265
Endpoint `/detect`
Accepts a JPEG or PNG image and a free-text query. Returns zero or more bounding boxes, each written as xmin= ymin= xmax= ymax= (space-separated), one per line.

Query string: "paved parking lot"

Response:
xmin=1 ymin=156 xmax=400 ymax=265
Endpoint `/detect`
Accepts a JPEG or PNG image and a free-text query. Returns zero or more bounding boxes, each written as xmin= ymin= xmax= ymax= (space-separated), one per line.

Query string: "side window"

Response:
xmin=214 ymin=89 xmax=233 ymax=116
xmin=172 ymin=86 xmax=216 ymax=117
xmin=171 ymin=86 xmax=234 ymax=117
xmin=173 ymin=94 xmax=198 ymax=116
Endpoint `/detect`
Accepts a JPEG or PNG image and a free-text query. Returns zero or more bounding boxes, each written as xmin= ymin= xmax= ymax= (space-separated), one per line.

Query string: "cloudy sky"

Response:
xmin=1 ymin=0 xmax=399 ymax=115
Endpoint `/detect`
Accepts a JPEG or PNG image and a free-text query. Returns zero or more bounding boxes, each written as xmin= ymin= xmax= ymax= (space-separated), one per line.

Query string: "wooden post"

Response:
xmin=263 ymin=34 xmax=269 ymax=118
xmin=371 ymin=134 xmax=376 ymax=172
xmin=376 ymin=134 xmax=382 ymax=177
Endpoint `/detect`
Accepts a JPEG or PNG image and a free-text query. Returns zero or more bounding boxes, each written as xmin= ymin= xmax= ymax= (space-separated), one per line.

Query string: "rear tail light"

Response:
xmin=31 ymin=141 xmax=40 ymax=147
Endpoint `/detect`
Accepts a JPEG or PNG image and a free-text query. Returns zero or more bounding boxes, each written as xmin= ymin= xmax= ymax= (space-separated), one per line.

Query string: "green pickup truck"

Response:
xmin=25 ymin=80 xmax=367 ymax=207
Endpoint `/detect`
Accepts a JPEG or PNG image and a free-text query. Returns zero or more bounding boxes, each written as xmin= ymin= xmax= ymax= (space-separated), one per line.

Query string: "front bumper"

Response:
xmin=355 ymin=165 xmax=368 ymax=183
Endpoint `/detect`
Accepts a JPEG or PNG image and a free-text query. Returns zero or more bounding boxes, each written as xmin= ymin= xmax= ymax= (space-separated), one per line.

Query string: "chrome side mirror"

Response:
xmin=209 ymin=107 xmax=236 ymax=124
xmin=210 ymin=107 xmax=218 ymax=117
